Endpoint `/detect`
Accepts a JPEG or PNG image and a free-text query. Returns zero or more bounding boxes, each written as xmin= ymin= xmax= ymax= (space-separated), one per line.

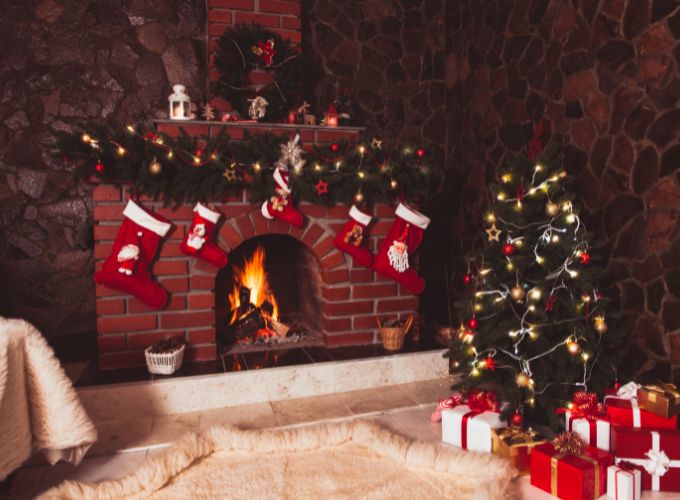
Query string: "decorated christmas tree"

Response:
xmin=447 ymin=136 xmax=624 ymax=429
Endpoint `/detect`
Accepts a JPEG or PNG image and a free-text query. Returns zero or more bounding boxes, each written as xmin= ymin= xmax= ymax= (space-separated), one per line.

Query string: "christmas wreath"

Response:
xmin=213 ymin=23 xmax=305 ymax=122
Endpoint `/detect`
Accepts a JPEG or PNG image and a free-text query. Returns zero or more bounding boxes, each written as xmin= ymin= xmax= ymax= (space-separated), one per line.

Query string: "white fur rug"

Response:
xmin=40 ymin=421 xmax=516 ymax=499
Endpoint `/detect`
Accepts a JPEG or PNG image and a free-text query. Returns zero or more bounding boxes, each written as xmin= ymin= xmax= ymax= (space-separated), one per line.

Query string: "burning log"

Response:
xmin=226 ymin=307 xmax=265 ymax=341
xmin=269 ymin=319 xmax=290 ymax=337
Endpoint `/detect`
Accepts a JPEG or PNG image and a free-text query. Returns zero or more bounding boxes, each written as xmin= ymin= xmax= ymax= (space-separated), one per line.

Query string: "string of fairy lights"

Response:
xmin=72 ymin=125 xmax=434 ymax=205
xmin=456 ymin=161 xmax=609 ymax=407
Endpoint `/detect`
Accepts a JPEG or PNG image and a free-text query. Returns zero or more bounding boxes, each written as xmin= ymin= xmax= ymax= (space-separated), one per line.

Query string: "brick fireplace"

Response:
xmin=91 ymin=1 xmax=421 ymax=370
xmin=93 ymin=125 xmax=421 ymax=370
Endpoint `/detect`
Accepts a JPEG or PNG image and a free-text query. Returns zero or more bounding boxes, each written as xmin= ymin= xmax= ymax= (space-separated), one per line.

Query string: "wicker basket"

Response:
xmin=144 ymin=343 xmax=185 ymax=375
xmin=379 ymin=327 xmax=407 ymax=351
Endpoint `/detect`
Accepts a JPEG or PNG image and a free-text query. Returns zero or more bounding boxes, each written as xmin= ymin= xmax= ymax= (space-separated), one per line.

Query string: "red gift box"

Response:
xmin=530 ymin=442 xmax=613 ymax=499
xmin=606 ymin=397 xmax=677 ymax=429
xmin=610 ymin=427 xmax=680 ymax=492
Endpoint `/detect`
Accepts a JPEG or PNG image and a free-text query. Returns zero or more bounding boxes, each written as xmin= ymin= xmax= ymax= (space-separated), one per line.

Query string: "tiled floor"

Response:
xmin=4 ymin=378 xmax=675 ymax=499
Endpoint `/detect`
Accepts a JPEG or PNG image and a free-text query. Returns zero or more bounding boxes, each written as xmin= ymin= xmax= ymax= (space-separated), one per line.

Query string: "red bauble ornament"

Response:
xmin=195 ymin=148 xmax=204 ymax=157
xmin=579 ymin=252 xmax=591 ymax=265
xmin=95 ymin=162 xmax=105 ymax=174
xmin=463 ymin=273 xmax=472 ymax=285
xmin=416 ymin=148 xmax=425 ymax=157
xmin=509 ymin=411 xmax=524 ymax=428
xmin=502 ymin=243 xmax=515 ymax=256
xmin=468 ymin=316 xmax=478 ymax=330
xmin=330 ymin=142 xmax=339 ymax=153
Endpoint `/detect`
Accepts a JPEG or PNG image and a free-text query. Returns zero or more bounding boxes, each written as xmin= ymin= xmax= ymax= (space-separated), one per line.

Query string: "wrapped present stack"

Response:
xmin=432 ymin=382 xmax=680 ymax=499
xmin=433 ymin=390 xmax=546 ymax=474
xmin=539 ymin=382 xmax=680 ymax=499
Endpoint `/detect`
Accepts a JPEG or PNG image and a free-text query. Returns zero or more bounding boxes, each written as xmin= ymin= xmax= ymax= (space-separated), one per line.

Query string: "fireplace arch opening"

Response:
xmin=215 ymin=234 xmax=324 ymax=350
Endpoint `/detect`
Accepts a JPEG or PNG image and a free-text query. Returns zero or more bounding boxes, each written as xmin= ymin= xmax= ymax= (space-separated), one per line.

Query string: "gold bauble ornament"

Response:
xmin=594 ymin=317 xmax=608 ymax=334
xmin=149 ymin=158 xmax=162 ymax=175
xmin=516 ymin=373 xmax=530 ymax=387
xmin=510 ymin=285 xmax=526 ymax=302
xmin=545 ymin=201 xmax=560 ymax=217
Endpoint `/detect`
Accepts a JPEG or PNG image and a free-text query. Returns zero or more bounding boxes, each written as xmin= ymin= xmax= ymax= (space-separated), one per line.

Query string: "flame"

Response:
xmin=228 ymin=245 xmax=279 ymax=324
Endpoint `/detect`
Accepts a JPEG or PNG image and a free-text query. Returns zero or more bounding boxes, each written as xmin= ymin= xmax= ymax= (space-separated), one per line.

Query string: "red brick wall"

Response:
xmin=93 ymin=123 xmax=420 ymax=369
xmin=207 ymin=0 xmax=302 ymax=111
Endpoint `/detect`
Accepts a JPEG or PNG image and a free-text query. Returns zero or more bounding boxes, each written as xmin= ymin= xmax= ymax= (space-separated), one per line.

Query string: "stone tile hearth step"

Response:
xmin=76 ymin=348 xmax=449 ymax=422
xmin=85 ymin=378 xmax=454 ymax=456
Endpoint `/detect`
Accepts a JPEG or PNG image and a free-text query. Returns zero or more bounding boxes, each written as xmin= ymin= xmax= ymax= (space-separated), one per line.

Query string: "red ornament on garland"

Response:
xmin=416 ymin=148 xmax=425 ymax=158
xmin=484 ymin=356 xmax=496 ymax=372
xmin=330 ymin=142 xmax=340 ymax=153
xmin=502 ymin=243 xmax=515 ymax=256
xmin=579 ymin=252 xmax=591 ymax=265
xmin=195 ymin=148 xmax=204 ymax=157
xmin=468 ymin=316 xmax=478 ymax=330
xmin=95 ymin=161 xmax=105 ymax=174
xmin=509 ymin=411 xmax=524 ymax=428
xmin=463 ymin=272 xmax=472 ymax=285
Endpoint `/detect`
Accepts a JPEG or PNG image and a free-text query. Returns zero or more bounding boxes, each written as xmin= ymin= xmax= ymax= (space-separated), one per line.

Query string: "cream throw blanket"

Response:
xmin=0 ymin=318 xmax=97 ymax=480
xmin=41 ymin=421 xmax=516 ymax=499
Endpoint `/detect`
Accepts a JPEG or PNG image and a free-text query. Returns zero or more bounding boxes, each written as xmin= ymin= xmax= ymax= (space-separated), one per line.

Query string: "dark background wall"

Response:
xmin=0 ymin=0 xmax=206 ymax=348
xmin=1 ymin=0 xmax=678 ymax=379
xmin=445 ymin=0 xmax=680 ymax=383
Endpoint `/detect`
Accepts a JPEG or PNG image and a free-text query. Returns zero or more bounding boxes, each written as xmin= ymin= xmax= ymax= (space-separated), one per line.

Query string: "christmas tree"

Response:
xmin=447 ymin=139 xmax=624 ymax=429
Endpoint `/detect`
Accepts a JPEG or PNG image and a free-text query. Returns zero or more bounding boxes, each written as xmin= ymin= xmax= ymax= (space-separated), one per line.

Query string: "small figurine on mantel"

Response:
xmin=201 ymin=102 xmax=215 ymax=121
xmin=248 ymin=96 xmax=268 ymax=120
xmin=168 ymin=84 xmax=196 ymax=120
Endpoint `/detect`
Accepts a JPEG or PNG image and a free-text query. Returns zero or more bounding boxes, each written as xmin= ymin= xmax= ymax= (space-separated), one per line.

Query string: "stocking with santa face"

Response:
xmin=95 ymin=199 xmax=172 ymax=309
xmin=180 ymin=203 xmax=228 ymax=268
xmin=373 ymin=203 xmax=430 ymax=295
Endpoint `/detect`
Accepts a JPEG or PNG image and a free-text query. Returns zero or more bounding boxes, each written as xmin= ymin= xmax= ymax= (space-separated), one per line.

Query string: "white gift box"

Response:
xmin=441 ymin=404 xmax=504 ymax=453
xmin=607 ymin=465 xmax=642 ymax=500
xmin=565 ymin=410 xmax=612 ymax=451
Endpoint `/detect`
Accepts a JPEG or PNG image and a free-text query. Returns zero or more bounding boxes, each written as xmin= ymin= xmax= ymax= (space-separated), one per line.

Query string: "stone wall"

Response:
xmin=301 ymin=0 xmax=447 ymax=147
xmin=0 ymin=0 xmax=206 ymax=340
xmin=445 ymin=0 xmax=680 ymax=382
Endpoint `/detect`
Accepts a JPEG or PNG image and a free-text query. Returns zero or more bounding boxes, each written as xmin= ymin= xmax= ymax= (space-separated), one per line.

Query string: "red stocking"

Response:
xmin=261 ymin=167 xmax=303 ymax=228
xmin=180 ymin=203 xmax=228 ymax=268
xmin=333 ymin=205 xmax=373 ymax=267
xmin=373 ymin=203 xmax=430 ymax=295
xmin=95 ymin=200 xmax=172 ymax=309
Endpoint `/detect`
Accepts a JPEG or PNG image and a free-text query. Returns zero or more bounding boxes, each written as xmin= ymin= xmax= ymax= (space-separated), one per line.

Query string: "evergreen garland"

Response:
xmin=54 ymin=123 xmax=443 ymax=207
xmin=213 ymin=23 xmax=305 ymax=122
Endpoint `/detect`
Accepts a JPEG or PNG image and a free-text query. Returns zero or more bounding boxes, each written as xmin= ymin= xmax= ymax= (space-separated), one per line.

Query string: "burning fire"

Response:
xmin=228 ymin=245 xmax=279 ymax=325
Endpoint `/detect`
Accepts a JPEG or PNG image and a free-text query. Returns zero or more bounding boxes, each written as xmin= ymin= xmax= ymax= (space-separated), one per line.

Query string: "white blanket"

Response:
xmin=0 ymin=318 xmax=97 ymax=480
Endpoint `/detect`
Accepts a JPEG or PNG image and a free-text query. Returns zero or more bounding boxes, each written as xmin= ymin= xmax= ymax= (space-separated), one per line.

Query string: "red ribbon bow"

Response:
xmin=467 ymin=389 xmax=500 ymax=413
xmin=253 ymin=39 xmax=276 ymax=67
xmin=430 ymin=392 xmax=464 ymax=422
xmin=617 ymin=461 xmax=639 ymax=473
xmin=556 ymin=391 xmax=604 ymax=421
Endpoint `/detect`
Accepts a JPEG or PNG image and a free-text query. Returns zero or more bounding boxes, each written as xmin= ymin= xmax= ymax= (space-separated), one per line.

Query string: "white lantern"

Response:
xmin=168 ymin=84 xmax=195 ymax=120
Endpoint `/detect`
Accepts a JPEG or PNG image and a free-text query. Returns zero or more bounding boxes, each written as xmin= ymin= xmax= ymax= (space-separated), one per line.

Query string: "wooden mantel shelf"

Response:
xmin=155 ymin=119 xmax=366 ymax=144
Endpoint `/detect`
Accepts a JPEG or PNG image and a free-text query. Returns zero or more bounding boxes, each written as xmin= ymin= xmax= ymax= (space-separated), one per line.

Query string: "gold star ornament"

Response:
xmin=486 ymin=223 xmax=501 ymax=242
